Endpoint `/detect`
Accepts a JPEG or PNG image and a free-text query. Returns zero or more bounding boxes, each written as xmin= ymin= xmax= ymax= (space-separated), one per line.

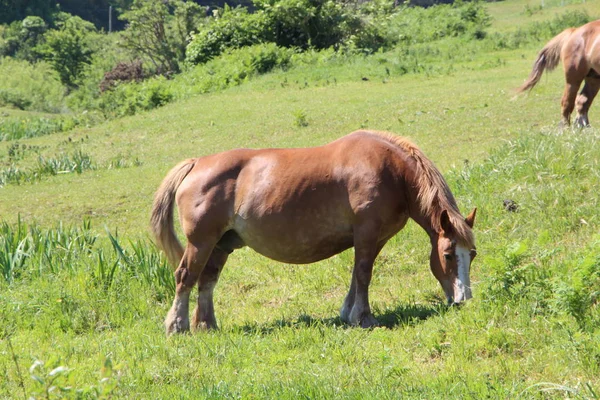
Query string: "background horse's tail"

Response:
xmin=517 ymin=27 xmax=575 ymax=93
xmin=150 ymin=159 xmax=196 ymax=268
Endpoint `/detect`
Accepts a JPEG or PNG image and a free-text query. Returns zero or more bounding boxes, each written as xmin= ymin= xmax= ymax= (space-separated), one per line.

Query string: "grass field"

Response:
xmin=2 ymin=1 xmax=600 ymax=398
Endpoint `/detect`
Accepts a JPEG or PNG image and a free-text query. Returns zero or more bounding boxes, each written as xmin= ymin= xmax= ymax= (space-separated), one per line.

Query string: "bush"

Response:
xmin=98 ymin=76 xmax=173 ymax=118
xmin=99 ymin=59 xmax=145 ymax=92
xmin=257 ymin=0 xmax=359 ymax=50
xmin=387 ymin=2 xmax=491 ymax=45
xmin=185 ymin=0 xmax=397 ymax=66
xmin=178 ymin=43 xmax=294 ymax=95
xmin=0 ymin=57 xmax=65 ymax=113
xmin=186 ymin=6 xmax=269 ymax=65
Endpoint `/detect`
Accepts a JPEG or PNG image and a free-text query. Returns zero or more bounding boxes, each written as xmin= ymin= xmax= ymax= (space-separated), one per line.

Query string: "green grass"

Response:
xmin=2 ymin=2 xmax=600 ymax=398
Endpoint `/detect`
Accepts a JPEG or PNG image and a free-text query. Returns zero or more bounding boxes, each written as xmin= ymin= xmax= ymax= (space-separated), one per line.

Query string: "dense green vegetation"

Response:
xmin=2 ymin=0 xmax=600 ymax=398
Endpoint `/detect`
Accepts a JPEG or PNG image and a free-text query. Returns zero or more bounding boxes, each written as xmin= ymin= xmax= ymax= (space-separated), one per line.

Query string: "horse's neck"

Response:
xmin=409 ymin=205 xmax=440 ymax=242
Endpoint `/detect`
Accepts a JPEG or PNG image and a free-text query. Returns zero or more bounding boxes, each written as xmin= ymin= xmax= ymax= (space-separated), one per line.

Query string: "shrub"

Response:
xmin=98 ymin=75 xmax=173 ymax=118
xmin=99 ymin=59 xmax=145 ymax=92
xmin=387 ymin=2 xmax=491 ymax=45
xmin=256 ymin=0 xmax=359 ymax=50
xmin=0 ymin=57 xmax=65 ymax=113
xmin=186 ymin=6 xmax=269 ymax=65
xmin=178 ymin=43 xmax=294 ymax=95
xmin=186 ymin=0 xmax=404 ymax=66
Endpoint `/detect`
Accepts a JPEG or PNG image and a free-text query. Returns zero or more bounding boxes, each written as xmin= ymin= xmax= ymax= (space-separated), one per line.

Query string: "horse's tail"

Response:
xmin=517 ymin=27 xmax=575 ymax=93
xmin=150 ymin=159 xmax=196 ymax=268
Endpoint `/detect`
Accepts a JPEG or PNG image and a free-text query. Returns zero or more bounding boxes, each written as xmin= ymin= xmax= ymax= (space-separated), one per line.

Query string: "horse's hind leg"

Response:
xmin=192 ymin=247 xmax=229 ymax=331
xmin=165 ymin=241 xmax=217 ymax=336
xmin=560 ymin=80 xmax=582 ymax=127
xmin=575 ymin=76 xmax=600 ymax=127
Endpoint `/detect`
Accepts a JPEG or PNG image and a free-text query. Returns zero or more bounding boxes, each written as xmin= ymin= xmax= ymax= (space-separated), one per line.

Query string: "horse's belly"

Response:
xmin=233 ymin=218 xmax=354 ymax=264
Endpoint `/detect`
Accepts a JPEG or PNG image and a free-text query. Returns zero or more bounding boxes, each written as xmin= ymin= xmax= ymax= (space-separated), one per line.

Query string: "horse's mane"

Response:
xmin=365 ymin=131 xmax=475 ymax=247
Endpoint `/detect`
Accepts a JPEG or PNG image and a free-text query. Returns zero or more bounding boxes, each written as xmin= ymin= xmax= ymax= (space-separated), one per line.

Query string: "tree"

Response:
xmin=119 ymin=0 xmax=204 ymax=74
xmin=0 ymin=16 xmax=48 ymax=61
xmin=35 ymin=14 xmax=96 ymax=88
xmin=0 ymin=0 xmax=57 ymax=25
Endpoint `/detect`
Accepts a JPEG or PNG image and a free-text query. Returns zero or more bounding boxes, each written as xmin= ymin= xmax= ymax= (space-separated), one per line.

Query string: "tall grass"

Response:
xmin=0 ymin=219 xmax=173 ymax=293
xmin=0 ymin=150 xmax=96 ymax=186
xmin=0 ymin=114 xmax=100 ymax=141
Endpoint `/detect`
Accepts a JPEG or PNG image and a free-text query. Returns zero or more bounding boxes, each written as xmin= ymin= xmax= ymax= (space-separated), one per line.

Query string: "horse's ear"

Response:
xmin=440 ymin=209 xmax=453 ymax=234
xmin=465 ymin=207 xmax=477 ymax=228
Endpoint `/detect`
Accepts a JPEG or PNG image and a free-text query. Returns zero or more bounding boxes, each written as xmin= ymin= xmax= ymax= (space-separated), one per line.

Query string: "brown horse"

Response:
xmin=517 ymin=20 xmax=600 ymax=127
xmin=151 ymin=130 xmax=477 ymax=336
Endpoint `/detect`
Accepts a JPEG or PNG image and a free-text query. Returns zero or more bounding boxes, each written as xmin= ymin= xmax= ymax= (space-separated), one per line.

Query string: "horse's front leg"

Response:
xmin=165 ymin=242 xmax=215 ymax=336
xmin=192 ymin=248 xmax=229 ymax=331
xmin=342 ymin=221 xmax=384 ymax=328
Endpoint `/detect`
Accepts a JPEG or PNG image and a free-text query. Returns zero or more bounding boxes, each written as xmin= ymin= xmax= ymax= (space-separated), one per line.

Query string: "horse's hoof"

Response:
xmin=359 ymin=314 xmax=380 ymax=329
xmin=165 ymin=317 xmax=190 ymax=336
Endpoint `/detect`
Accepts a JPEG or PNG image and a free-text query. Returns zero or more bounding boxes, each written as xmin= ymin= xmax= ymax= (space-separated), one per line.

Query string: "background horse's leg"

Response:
xmin=343 ymin=220 xmax=384 ymax=328
xmin=575 ymin=76 xmax=600 ymax=127
xmin=165 ymin=241 xmax=217 ymax=336
xmin=192 ymin=247 xmax=229 ymax=331
xmin=561 ymin=80 xmax=582 ymax=127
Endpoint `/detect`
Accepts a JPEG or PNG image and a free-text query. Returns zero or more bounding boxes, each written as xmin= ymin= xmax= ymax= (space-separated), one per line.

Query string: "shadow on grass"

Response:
xmin=236 ymin=300 xmax=445 ymax=336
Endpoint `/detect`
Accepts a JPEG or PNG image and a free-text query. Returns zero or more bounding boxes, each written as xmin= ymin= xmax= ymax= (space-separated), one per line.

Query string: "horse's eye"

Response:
xmin=444 ymin=253 xmax=452 ymax=261
xmin=470 ymin=249 xmax=477 ymax=258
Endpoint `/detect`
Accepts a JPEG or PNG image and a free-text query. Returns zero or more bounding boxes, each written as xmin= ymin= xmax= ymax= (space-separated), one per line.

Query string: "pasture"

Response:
xmin=1 ymin=1 xmax=600 ymax=398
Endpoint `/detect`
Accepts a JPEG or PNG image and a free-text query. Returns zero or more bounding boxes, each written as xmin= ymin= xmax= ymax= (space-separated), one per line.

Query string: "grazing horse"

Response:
xmin=517 ymin=20 xmax=600 ymax=127
xmin=151 ymin=130 xmax=477 ymax=336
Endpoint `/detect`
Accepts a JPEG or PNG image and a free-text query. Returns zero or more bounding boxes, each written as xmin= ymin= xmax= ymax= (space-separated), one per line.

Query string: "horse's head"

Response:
xmin=429 ymin=208 xmax=477 ymax=305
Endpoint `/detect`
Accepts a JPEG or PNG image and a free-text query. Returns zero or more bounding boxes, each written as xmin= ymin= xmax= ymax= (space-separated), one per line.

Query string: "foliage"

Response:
xmin=0 ymin=0 xmax=133 ymax=31
xmin=186 ymin=6 xmax=269 ymax=65
xmin=388 ymin=1 xmax=492 ymax=45
xmin=0 ymin=115 xmax=86 ymax=141
xmin=0 ymin=0 xmax=57 ymax=25
xmin=64 ymin=32 xmax=136 ymax=113
xmin=119 ymin=0 xmax=205 ymax=74
xmin=99 ymin=59 xmax=145 ymax=92
xmin=100 ymin=43 xmax=293 ymax=117
xmin=175 ymin=43 xmax=294 ymax=95
xmin=0 ymin=57 xmax=65 ymax=112
xmin=0 ymin=150 xmax=96 ymax=187
xmin=256 ymin=0 xmax=360 ymax=50
xmin=0 ymin=16 xmax=48 ymax=61
xmin=98 ymin=75 xmax=174 ymax=118
xmin=487 ymin=9 xmax=591 ymax=50
xmin=0 ymin=219 xmax=173 ymax=294
xmin=34 ymin=14 xmax=97 ymax=88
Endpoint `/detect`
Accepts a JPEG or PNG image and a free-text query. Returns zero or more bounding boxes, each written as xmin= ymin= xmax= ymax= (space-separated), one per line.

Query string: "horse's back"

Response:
xmin=564 ymin=20 xmax=600 ymax=68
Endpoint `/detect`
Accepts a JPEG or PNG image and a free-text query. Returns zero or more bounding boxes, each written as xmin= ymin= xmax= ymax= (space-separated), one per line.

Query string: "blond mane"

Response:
xmin=365 ymin=131 xmax=475 ymax=247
